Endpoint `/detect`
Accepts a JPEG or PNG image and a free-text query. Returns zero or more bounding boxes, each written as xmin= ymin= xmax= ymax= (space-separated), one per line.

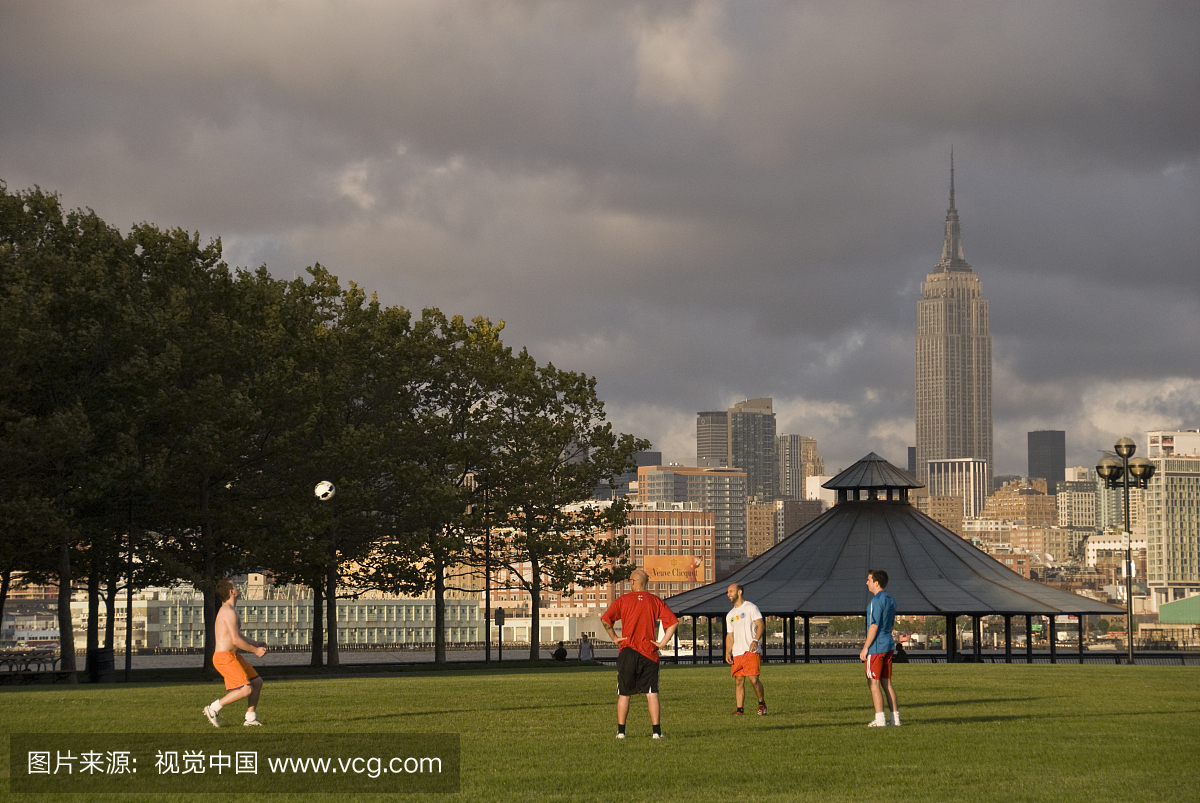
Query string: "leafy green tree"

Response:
xmin=486 ymin=357 xmax=649 ymax=659
xmin=347 ymin=311 xmax=515 ymax=664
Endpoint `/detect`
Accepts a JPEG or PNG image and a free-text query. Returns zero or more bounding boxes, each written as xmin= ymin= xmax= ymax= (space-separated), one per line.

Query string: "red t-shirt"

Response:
xmin=601 ymin=591 xmax=678 ymax=663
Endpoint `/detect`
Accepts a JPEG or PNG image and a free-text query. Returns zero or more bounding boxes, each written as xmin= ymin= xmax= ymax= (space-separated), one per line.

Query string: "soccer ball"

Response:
xmin=314 ymin=480 xmax=336 ymax=501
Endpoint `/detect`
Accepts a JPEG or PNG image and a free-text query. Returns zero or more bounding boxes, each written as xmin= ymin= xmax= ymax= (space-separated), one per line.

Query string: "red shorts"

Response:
xmin=731 ymin=652 xmax=761 ymax=677
xmin=865 ymin=651 xmax=893 ymax=680
xmin=213 ymin=651 xmax=259 ymax=690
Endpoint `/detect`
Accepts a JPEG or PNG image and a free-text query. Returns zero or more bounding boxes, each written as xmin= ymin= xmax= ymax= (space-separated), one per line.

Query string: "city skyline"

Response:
xmin=2 ymin=3 xmax=1197 ymax=476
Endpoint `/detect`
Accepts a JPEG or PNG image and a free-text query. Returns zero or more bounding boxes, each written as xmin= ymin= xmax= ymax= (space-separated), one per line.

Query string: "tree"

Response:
xmin=347 ymin=311 xmax=515 ymax=664
xmin=487 ymin=357 xmax=649 ymax=659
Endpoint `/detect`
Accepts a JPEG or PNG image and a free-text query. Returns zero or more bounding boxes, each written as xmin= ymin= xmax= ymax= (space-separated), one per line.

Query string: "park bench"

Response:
xmin=0 ymin=649 xmax=75 ymax=685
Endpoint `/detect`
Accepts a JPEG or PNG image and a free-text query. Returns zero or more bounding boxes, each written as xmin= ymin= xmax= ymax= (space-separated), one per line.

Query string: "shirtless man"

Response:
xmin=203 ymin=578 xmax=267 ymax=727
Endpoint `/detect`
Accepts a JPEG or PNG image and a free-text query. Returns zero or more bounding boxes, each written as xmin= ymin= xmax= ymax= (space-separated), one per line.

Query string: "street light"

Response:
xmin=1096 ymin=437 xmax=1156 ymax=664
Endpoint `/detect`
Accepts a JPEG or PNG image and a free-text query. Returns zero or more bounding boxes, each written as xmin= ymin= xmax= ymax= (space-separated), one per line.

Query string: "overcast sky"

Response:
xmin=3 ymin=1 xmax=1198 ymax=476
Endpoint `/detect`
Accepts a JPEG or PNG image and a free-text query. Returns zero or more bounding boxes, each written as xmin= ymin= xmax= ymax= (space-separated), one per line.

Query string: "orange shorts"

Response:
xmin=731 ymin=651 xmax=761 ymax=677
xmin=213 ymin=651 xmax=259 ymax=690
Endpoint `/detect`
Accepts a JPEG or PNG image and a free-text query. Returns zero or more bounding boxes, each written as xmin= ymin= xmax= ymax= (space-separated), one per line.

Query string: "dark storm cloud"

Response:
xmin=2 ymin=1 xmax=1198 ymax=473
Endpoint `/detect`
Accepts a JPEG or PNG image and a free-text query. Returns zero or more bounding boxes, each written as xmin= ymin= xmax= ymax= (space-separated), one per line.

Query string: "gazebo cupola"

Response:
xmin=822 ymin=452 xmax=923 ymax=504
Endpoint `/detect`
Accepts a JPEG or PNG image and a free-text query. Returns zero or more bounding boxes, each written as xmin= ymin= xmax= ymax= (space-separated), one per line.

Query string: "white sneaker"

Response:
xmin=615 ymin=732 xmax=626 ymax=740
xmin=203 ymin=705 xmax=220 ymax=728
xmin=243 ymin=719 xmax=263 ymax=727
xmin=867 ymin=719 xmax=887 ymax=727
xmin=892 ymin=719 xmax=902 ymax=727
xmin=651 ymin=733 xmax=665 ymax=740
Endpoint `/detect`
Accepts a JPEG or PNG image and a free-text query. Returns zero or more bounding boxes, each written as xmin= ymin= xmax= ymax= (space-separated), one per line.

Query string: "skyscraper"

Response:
xmin=915 ymin=154 xmax=993 ymax=487
xmin=696 ymin=399 xmax=777 ymax=502
xmin=696 ymin=411 xmax=729 ymax=467
xmin=777 ymin=434 xmax=823 ymax=501
xmin=1027 ymin=430 xmax=1066 ymax=496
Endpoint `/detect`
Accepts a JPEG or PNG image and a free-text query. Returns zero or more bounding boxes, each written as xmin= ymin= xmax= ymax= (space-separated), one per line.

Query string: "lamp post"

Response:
xmin=1096 ymin=437 xmax=1156 ymax=664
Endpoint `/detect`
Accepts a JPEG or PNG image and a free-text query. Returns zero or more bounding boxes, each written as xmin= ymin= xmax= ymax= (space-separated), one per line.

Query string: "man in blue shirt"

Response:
xmin=858 ymin=569 xmax=900 ymax=727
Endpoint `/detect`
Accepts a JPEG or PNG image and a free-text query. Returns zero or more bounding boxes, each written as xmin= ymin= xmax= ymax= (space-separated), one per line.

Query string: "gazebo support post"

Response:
xmin=946 ymin=615 xmax=956 ymax=662
xmin=1049 ymin=616 xmax=1057 ymax=664
xmin=789 ymin=616 xmax=796 ymax=664
xmin=1078 ymin=614 xmax=1085 ymax=664
xmin=1004 ymin=615 xmax=1012 ymax=664
xmin=803 ymin=616 xmax=810 ymax=664
xmin=973 ymin=616 xmax=982 ymax=662
xmin=708 ymin=616 xmax=713 ymax=665
xmin=1025 ymin=615 xmax=1033 ymax=663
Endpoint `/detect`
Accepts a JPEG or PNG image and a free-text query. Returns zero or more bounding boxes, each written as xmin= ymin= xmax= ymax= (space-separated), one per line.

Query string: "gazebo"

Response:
xmin=665 ymin=453 xmax=1122 ymax=663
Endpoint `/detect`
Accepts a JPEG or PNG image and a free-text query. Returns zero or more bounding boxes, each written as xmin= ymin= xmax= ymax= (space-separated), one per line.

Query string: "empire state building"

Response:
xmin=915 ymin=157 xmax=993 ymax=487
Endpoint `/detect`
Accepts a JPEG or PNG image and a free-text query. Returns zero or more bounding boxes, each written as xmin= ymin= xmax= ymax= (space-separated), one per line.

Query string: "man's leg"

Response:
xmin=218 ymin=683 xmax=253 ymax=707
xmin=734 ymin=676 xmax=745 ymax=708
xmin=617 ymin=694 xmax=631 ymax=725
xmin=246 ymin=675 xmax=263 ymax=713
xmin=748 ymin=675 xmax=765 ymax=704
xmin=646 ymin=692 xmax=660 ymax=726
xmin=882 ymin=678 xmax=899 ymax=723
xmin=868 ymin=677 xmax=885 ymax=714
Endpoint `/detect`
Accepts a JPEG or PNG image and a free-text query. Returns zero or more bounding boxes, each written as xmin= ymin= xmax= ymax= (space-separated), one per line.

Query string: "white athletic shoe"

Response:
xmin=615 ymin=732 xmax=626 ymax=739
xmin=651 ymin=733 xmax=665 ymax=739
xmin=867 ymin=719 xmax=887 ymax=727
xmin=243 ymin=718 xmax=263 ymax=727
xmin=203 ymin=705 xmax=220 ymax=728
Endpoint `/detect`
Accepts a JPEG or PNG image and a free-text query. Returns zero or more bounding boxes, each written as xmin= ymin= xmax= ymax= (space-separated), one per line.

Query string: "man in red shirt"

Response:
xmin=601 ymin=568 xmax=679 ymax=740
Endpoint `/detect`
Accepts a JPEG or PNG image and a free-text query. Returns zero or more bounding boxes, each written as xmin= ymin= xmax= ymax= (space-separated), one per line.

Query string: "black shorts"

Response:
xmin=616 ymin=647 xmax=660 ymax=696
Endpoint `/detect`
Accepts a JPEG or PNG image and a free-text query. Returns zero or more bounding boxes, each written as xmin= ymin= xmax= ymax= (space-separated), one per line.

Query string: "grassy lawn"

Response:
xmin=3 ymin=661 xmax=1198 ymax=802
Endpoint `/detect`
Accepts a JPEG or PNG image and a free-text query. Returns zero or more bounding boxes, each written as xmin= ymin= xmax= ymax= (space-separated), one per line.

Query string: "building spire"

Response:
xmin=939 ymin=148 xmax=969 ymax=270
xmin=949 ymin=147 xmax=955 ymax=210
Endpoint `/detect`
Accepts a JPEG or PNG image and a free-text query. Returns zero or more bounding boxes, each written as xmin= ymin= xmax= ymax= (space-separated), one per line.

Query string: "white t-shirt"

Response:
xmin=726 ymin=601 xmax=763 ymax=657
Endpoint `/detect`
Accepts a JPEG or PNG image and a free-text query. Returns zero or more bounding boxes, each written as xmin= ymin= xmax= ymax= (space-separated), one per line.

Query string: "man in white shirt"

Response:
xmin=724 ymin=583 xmax=766 ymax=715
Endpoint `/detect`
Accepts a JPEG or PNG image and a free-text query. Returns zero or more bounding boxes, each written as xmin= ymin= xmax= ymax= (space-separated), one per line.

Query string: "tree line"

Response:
xmin=0 ymin=183 xmax=649 ymax=677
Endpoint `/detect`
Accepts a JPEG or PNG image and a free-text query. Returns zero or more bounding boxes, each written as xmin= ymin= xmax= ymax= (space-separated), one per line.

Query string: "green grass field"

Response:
xmin=3 ymin=662 xmax=1198 ymax=802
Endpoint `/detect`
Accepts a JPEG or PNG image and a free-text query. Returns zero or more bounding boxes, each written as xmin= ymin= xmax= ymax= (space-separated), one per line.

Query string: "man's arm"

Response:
xmin=655 ymin=621 xmax=679 ymax=651
xmin=724 ymin=630 xmax=733 ymax=663
xmin=602 ymin=620 xmax=624 ymax=647
xmin=751 ymin=617 xmax=764 ymax=654
xmin=230 ymin=614 xmax=267 ymax=657
xmin=859 ymin=623 xmax=879 ymax=663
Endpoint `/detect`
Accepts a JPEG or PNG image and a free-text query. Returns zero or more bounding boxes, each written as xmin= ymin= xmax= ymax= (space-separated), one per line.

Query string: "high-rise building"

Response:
xmin=773 ymin=499 xmax=824 ymax=544
xmin=1148 ymin=430 xmax=1200 ymax=458
xmin=926 ymin=457 xmax=989 ymax=519
xmin=1145 ymin=431 xmax=1200 ymax=608
xmin=777 ymin=434 xmax=823 ymax=501
xmin=638 ymin=465 xmax=748 ymax=574
xmin=1057 ymin=476 xmax=1097 ymax=532
xmin=746 ymin=502 xmax=776 ymax=559
xmin=696 ymin=412 xmax=729 ymax=467
xmin=728 ymin=399 xmax=776 ymax=502
xmin=696 ymin=399 xmax=777 ymax=502
xmin=915 ymin=155 xmax=993 ymax=488
xmin=1028 ymin=430 xmax=1066 ymax=496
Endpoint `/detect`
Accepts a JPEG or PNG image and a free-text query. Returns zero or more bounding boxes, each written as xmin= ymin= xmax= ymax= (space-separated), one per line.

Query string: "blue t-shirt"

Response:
xmin=866 ymin=589 xmax=896 ymax=655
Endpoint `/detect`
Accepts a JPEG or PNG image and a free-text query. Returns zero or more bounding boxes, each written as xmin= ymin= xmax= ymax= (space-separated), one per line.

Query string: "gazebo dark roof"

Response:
xmin=823 ymin=452 xmax=922 ymax=491
xmin=667 ymin=453 xmax=1120 ymax=619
